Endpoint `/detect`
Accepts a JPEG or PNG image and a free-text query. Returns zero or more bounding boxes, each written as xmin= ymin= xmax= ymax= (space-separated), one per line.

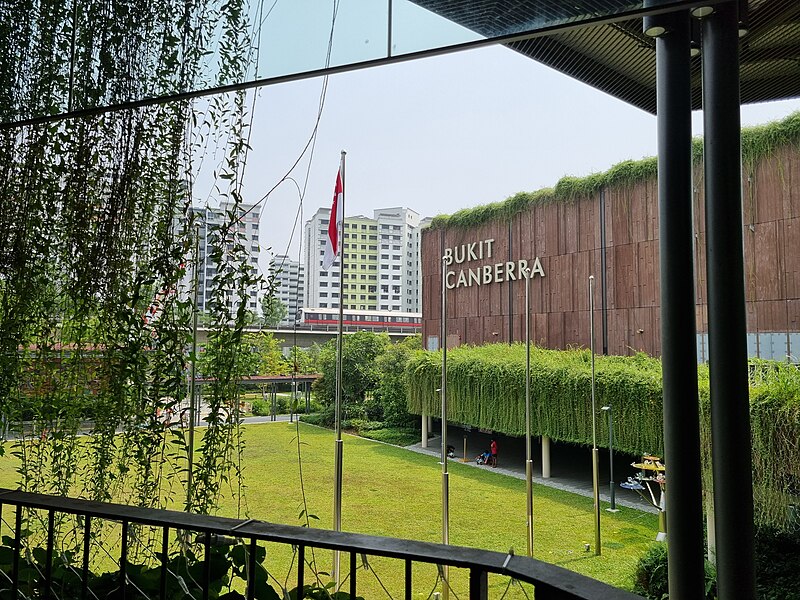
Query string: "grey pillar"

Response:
xmin=702 ymin=3 xmax=756 ymax=598
xmin=652 ymin=7 xmax=706 ymax=598
xmin=541 ymin=436 xmax=551 ymax=479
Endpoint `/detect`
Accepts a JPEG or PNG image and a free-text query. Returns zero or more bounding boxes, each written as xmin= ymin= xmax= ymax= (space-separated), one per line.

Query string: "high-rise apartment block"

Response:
xmin=183 ymin=202 xmax=261 ymax=316
xmin=303 ymin=207 xmax=424 ymax=312
xmin=268 ymin=254 xmax=305 ymax=326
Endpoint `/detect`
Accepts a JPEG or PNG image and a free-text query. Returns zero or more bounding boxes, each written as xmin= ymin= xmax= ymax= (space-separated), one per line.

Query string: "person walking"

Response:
xmin=490 ymin=439 xmax=498 ymax=468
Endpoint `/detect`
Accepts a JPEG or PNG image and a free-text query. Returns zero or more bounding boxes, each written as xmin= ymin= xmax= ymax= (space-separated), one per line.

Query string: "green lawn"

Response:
xmin=0 ymin=423 xmax=657 ymax=598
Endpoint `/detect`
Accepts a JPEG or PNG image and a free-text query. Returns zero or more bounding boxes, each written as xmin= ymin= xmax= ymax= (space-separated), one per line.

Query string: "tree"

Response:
xmin=243 ymin=331 xmax=289 ymax=376
xmin=287 ymin=344 xmax=320 ymax=374
xmin=261 ymin=295 xmax=288 ymax=327
xmin=314 ymin=331 xmax=390 ymax=421
xmin=198 ymin=335 xmax=260 ymax=379
xmin=372 ymin=334 xmax=421 ymax=426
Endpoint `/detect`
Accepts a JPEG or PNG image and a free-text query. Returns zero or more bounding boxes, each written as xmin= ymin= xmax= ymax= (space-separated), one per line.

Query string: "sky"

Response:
xmin=195 ymin=31 xmax=800 ymax=277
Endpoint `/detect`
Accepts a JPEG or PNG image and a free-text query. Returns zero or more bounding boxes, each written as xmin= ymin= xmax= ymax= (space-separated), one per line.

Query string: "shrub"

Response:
xmin=633 ymin=543 xmax=716 ymax=599
xmin=307 ymin=398 xmax=324 ymax=413
xmin=251 ymin=399 xmax=270 ymax=416
xmin=754 ymin=527 xmax=800 ymax=600
xmin=633 ymin=543 xmax=669 ymax=598
xmin=347 ymin=419 xmax=385 ymax=432
xmin=358 ymin=427 xmax=420 ymax=447
xmin=304 ymin=404 xmax=335 ymax=427
xmin=299 ymin=413 xmax=326 ymax=427
xmin=276 ymin=395 xmax=290 ymax=414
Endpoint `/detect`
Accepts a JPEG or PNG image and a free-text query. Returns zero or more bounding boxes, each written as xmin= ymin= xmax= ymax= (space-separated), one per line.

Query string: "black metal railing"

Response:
xmin=0 ymin=488 xmax=642 ymax=600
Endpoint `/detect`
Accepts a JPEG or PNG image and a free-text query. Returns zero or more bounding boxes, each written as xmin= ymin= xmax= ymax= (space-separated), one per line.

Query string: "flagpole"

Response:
xmin=333 ymin=150 xmax=346 ymax=585
xmin=440 ymin=253 xmax=450 ymax=600
xmin=524 ymin=267 xmax=534 ymax=557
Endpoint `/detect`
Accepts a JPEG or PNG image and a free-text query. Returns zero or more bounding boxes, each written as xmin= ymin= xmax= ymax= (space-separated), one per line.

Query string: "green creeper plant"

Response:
xmin=429 ymin=111 xmax=800 ymax=230
xmin=0 ymin=0 xmax=266 ymax=578
xmin=406 ymin=344 xmax=800 ymax=532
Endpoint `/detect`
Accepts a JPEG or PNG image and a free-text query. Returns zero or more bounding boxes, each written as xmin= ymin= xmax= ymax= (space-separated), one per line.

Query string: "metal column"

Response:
xmin=654 ymin=7 xmax=705 ymax=598
xmin=702 ymin=3 xmax=756 ymax=598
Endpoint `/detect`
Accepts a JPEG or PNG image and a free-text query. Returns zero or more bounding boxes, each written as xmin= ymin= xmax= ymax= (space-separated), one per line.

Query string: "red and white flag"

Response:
xmin=322 ymin=168 xmax=344 ymax=270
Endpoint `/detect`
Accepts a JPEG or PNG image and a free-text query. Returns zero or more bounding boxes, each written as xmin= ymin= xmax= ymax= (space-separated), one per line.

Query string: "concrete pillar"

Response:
xmin=650 ymin=4 xmax=705 ymax=595
xmin=541 ymin=436 xmax=551 ymax=479
xmin=703 ymin=4 xmax=756 ymax=598
xmin=422 ymin=412 xmax=428 ymax=448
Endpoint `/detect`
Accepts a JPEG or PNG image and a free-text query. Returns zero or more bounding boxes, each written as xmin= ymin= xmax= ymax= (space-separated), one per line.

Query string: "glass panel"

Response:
xmin=255 ymin=0 xmax=389 ymax=79
xmin=390 ymin=0 xmax=482 ymax=56
xmin=3 ymin=0 xmax=701 ymax=125
xmin=391 ymin=0 xmax=642 ymax=56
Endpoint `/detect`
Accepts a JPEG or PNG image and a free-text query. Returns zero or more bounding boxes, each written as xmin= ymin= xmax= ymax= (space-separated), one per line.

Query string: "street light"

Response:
xmin=601 ymin=406 xmax=619 ymax=512
xmin=588 ymin=275 xmax=601 ymax=556
xmin=523 ymin=266 xmax=534 ymax=557
xmin=440 ymin=254 xmax=450 ymax=600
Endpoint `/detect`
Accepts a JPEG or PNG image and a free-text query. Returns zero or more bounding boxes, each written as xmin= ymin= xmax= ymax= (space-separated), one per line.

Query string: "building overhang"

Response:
xmin=412 ymin=0 xmax=800 ymax=114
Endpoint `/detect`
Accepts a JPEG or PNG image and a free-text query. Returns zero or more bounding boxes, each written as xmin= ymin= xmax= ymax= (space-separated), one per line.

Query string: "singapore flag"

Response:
xmin=322 ymin=169 xmax=343 ymax=271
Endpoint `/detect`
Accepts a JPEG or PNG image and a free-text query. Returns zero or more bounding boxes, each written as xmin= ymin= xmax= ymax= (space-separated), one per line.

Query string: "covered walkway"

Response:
xmin=409 ymin=423 xmax=657 ymax=514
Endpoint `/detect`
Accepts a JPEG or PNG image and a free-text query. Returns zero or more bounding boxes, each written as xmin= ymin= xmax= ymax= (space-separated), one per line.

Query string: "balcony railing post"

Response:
xmin=349 ymin=551 xmax=357 ymax=598
xmin=203 ymin=531 xmax=211 ymax=600
xmin=247 ymin=538 xmax=257 ymax=600
xmin=81 ymin=516 xmax=91 ymax=600
xmin=297 ymin=545 xmax=305 ymax=594
xmin=44 ymin=509 xmax=54 ymax=600
xmin=12 ymin=504 xmax=22 ymax=598
xmin=160 ymin=526 xmax=169 ymax=600
xmin=404 ymin=559 xmax=412 ymax=600
xmin=469 ymin=568 xmax=488 ymax=600
xmin=120 ymin=520 xmax=128 ymax=600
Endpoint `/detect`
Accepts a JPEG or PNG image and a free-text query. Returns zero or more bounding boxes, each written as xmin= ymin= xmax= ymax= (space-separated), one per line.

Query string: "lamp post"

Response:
xmin=589 ymin=275 xmax=601 ymax=555
xmin=440 ymin=253 xmax=450 ymax=600
xmin=601 ymin=405 xmax=618 ymax=512
xmin=524 ymin=266 xmax=534 ymax=557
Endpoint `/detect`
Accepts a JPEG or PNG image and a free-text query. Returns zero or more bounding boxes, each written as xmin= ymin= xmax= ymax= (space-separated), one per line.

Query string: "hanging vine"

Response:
xmin=0 ymin=0 xmax=264 ymax=566
xmin=407 ymin=344 xmax=800 ymax=532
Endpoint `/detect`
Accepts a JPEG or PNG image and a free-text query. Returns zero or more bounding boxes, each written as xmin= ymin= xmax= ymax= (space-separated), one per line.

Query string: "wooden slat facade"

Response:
xmin=422 ymin=147 xmax=800 ymax=357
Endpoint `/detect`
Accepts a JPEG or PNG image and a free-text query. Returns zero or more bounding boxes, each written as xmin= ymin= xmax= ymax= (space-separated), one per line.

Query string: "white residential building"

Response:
xmin=269 ymin=254 xmax=305 ymax=326
xmin=182 ymin=202 xmax=261 ymax=316
xmin=374 ymin=207 xmax=422 ymax=312
xmin=303 ymin=206 xmax=424 ymax=313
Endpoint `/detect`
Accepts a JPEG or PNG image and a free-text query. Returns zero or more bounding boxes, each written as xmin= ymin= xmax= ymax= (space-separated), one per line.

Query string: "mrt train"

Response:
xmin=296 ymin=308 xmax=421 ymax=332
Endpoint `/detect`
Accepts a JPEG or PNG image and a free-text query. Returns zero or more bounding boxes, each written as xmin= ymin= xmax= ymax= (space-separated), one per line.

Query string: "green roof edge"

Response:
xmin=429 ymin=110 xmax=800 ymax=231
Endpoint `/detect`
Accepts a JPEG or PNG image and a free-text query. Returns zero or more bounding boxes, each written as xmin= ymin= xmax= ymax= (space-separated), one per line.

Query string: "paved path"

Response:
xmin=406 ymin=424 xmax=657 ymax=514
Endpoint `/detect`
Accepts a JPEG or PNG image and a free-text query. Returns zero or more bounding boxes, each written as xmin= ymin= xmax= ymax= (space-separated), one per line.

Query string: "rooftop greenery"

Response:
xmin=429 ymin=110 xmax=800 ymax=230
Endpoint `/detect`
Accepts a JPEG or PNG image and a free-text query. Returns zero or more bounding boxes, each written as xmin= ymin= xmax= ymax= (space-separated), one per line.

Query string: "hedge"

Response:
xmin=406 ymin=345 xmax=800 ymax=531
xmin=407 ymin=345 xmax=664 ymax=455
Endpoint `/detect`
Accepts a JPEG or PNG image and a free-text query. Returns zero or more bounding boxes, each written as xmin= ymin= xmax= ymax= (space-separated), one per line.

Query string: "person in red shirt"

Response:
xmin=490 ymin=439 xmax=498 ymax=468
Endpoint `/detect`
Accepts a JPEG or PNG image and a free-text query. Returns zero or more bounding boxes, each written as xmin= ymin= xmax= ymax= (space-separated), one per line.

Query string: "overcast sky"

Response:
xmin=196 ymin=42 xmax=800 ymax=275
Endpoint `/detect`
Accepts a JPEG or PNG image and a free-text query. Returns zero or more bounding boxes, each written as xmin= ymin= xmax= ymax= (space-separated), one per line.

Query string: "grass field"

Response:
xmin=0 ymin=423 xmax=658 ymax=598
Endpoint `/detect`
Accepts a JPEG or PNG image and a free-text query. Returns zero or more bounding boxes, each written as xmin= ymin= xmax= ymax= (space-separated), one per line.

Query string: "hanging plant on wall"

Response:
xmin=0 ymin=1 xmax=266 ymax=580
